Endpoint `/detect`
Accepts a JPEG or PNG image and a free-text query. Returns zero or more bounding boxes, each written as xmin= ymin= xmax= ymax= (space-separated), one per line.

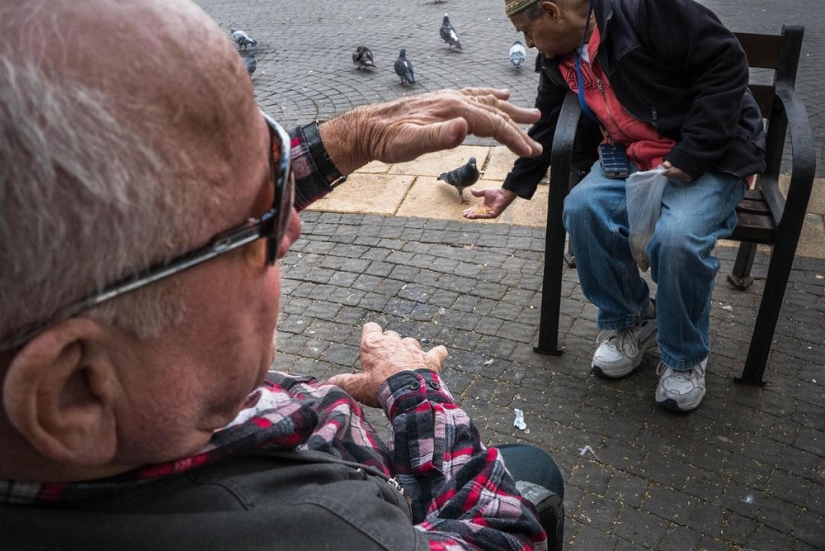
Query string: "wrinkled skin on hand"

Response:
xmin=462 ymin=188 xmax=518 ymax=219
xmin=327 ymin=322 xmax=448 ymax=408
xmin=321 ymin=88 xmax=542 ymax=175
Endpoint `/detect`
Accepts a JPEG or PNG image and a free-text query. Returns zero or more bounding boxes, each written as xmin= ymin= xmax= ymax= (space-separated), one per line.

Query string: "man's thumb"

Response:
xmin=327 ymin=373 xmax=356 ymax=387
xmin=434 ymin=118 xmax=468 ymax=150
xmin=469 ymin=188 xmax=486 ymax=197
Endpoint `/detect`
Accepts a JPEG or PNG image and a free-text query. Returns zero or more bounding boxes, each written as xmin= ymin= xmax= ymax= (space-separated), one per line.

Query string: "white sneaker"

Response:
xmin=591 ymin=305 xmax=658 ymax=379
xmin=655 ymin=358 xmax=708 ymax=412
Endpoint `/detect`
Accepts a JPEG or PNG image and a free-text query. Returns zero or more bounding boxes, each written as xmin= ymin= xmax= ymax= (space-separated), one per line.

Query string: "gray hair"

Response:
xmin=0 ymin=55 xmax=205 ymax=345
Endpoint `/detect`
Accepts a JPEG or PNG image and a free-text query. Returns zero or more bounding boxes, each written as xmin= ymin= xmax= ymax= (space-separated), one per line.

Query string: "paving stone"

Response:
xmin=613 ymin=506 xmax=670 ymax=549
xmin=643 ymin=483 xmax=697 ymax=525
xmin=570 ymin=523 xmax=619 ymax=550
xmin=206 ymin=1 xmax=825 ymax=535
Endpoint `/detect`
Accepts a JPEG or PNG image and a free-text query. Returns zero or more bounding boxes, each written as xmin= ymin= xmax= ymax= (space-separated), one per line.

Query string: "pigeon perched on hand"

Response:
xmin=438 ymin=157 xmax=480 ymax=204
xmin=352 ymin=46 xmax=375 ymax=70
xmin=230 ymin=28 xmax=257 ymax=50
xmin=243 ymin=52 xmax=257 ymax=76
xmin=509 ymin=40 xmax=526 ymax=68
xmin=394 ymin=49 xmax=415 ymax=85
xmin=439 ymin=14 xmax=461 ymax=50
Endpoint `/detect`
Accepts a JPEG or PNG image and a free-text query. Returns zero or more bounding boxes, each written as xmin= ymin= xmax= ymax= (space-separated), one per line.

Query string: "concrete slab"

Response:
xmin=356 ymin=160 xmax=393 ymax=174
xmin=780 ymin=175 xmax=825 ymax=215
xmin=482 ymin=146 xmax=519 ymax=181
xmin=304 ymin=173 xmax=414 ymax=215
xmin=497 ymin=182 xmax=549 ymax=227
xmin=395 ymin=176 xmax=496 ymax=223
xmin=797 ymin=213 xmax=825 ymax=258
xmin=387 ymin=145 xmax=491 ymax=178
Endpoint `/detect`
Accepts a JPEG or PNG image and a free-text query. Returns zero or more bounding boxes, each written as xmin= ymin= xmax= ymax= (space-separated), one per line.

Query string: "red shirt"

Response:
xmin=559 ymin=27 xmax=675 ymax=171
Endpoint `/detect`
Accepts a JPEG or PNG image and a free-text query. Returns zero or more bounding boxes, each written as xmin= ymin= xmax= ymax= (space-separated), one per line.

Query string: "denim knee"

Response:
xmin=562 ymin=182 xmax=597 ymax=233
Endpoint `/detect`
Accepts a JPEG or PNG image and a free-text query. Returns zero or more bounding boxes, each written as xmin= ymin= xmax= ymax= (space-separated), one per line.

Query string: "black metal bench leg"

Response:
xmin=735 ymin=241 xmax=797 ymax=386
xmin=535 ymin=184 xmax=566 ymax=356
xmin=727 ymin=241 xmax=757 ymax=290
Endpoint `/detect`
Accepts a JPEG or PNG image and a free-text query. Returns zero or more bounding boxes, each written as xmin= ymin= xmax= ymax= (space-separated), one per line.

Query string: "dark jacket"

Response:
xmin=504 ymin=0 xmax=766 ymax=199
xmin=0 ymin=450 xmax=427 ymax=551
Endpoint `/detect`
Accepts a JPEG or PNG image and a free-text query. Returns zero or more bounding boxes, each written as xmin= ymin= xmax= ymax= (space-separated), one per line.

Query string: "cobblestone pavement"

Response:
xmin=276 ymin=213 xmax=825 ymax=551
xmin=196 ymin=1 xmax=825 ymax=549
xmin=198 ymin=0 xmax=823 ymax=175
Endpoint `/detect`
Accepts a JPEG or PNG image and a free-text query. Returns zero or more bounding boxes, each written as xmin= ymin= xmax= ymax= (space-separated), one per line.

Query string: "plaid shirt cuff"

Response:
xmin=378 ymin=370 xmax=456 ymax=419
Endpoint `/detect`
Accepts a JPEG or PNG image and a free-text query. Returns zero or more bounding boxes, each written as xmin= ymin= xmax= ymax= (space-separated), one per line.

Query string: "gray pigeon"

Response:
xmin=438 ymin=157 xmax=480 ymax=203
xmin=394 ymin=49 xmax=415 ymax=85
xmin=230 ymin=28 xmax=257 ymax=50
xmin=439 ymin=14 xmax=461 ymax=50
xmin=352 ymin=46 xmax=375 ymax=70
xmin=244 ymin=52 xmax=257 ymax=76
xmin=509 ymin=40 xmax=526 ymax=68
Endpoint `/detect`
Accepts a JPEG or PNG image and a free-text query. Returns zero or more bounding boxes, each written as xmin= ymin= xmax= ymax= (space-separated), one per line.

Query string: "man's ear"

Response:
xmin=2 ymin=318 xmax=119 ymax=467
xmin=541 ymin=1 xmax=563 ymax=21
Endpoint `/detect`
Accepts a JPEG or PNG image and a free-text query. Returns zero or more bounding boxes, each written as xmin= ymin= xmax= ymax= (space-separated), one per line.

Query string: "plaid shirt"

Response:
xmin=0 ymin=129 xmax=547 ymax=551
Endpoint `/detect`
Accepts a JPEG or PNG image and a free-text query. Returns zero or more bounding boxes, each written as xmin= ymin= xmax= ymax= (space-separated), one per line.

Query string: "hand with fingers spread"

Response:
xmin=327 ymin=322 xmax=448 ymax=407
xmin=462 ymin=187 xmax=518 ymax=219
xmin=319 ymin=88 xmax=542 ymax=176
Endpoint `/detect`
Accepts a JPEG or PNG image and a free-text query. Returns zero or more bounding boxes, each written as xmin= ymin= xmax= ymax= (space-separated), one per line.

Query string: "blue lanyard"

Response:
xmin=574 ymin=1 xmax=599 ymax=124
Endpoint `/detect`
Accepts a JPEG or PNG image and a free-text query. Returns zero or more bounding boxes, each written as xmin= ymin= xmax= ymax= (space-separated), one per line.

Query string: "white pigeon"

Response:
xmin=509 ymin=40 xmax=527 ymax=68
xmin=230 ymin=28 xmax=257 ymax=50
xmin=439 ymin=13 xmax=461 ymax=50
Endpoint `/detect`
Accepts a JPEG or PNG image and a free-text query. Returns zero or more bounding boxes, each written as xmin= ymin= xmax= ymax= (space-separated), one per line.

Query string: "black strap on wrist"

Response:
xmin=300 ymin=121 xmax=344 ymax=185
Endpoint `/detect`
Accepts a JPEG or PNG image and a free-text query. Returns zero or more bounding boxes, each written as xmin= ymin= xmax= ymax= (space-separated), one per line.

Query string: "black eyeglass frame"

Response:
xmin=1 ymin=110 xmax=295 ymax=352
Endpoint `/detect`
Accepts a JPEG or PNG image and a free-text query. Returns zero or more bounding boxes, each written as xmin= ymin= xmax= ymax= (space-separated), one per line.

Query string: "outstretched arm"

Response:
xmin=319 ymin=88 xmax=542 ymax=176
xmin=329 ymin=324 xmax=546 ymax=551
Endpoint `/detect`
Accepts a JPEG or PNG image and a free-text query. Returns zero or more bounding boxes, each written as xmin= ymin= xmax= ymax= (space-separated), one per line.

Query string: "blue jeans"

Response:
xmin=562 ymin=162 xmax=746 ymax=369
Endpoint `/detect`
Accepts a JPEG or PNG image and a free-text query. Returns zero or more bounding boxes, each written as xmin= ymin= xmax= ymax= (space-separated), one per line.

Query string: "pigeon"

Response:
xmin=394 ymin=49 xmax=415 ymax=85
xmin=230 ymin=28 xmax=257 ymax=50
xmin=438 ymin=157 xmax=480 ymax=203
xmin=352 ymin=46 xmax=375 ymax=70
xmin=439 ymin=14 xmax=461 ymax=50
xmin=509 ymin=40 xmax=527 ymax=68
xmin=243 ymin=52 xmax=257 ymax=76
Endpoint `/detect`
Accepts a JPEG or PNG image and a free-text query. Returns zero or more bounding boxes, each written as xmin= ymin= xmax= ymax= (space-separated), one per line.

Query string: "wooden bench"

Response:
xmin=534 ymin=25 xmax=816 ymax=386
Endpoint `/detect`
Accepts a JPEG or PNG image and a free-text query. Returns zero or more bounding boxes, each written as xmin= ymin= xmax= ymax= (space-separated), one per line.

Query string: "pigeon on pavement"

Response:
xmin=394 ymin=49 xmax=415 ymax=85
xmin=439 ymin=14 xmax=462 ymax=50
xmin=243 ymin=52 xmax=257 ymax=76
xmin=352 ymin=46 xmax=376 ymax=70
xmin=509 ymin=40 xmax=526 ymax=68
xmin=230 ymin=28 xmax=257 ymax=50
xmin=438 ymin=157 xmax=480 ymax=203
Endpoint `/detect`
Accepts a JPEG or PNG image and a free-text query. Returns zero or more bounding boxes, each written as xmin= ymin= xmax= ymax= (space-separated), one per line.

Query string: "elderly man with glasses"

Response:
xmin=0 ymin=0 xmax=564 ymax=549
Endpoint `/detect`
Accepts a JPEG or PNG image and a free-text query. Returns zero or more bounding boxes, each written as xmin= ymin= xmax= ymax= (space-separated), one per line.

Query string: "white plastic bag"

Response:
xmin=625 ymin=166 xmax=668 ymax=272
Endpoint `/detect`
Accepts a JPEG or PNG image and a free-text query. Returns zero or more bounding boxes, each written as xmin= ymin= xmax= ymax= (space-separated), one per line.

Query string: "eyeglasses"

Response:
xmin=1 ymin=110 xmax=295 ymax=352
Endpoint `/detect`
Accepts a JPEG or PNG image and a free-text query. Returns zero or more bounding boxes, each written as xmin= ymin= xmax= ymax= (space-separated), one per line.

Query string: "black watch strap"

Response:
xmin=300 ymin=121 xmax=344 ymax=185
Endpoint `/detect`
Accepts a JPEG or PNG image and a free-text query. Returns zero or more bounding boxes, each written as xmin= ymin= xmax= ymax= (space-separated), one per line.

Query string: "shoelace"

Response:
xmin=597 ymin=327 xmax=640 ymax=357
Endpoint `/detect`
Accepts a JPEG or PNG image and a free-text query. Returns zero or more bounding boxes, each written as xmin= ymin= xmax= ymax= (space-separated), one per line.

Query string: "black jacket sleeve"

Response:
xmin=502 ymin=55 xmax=570 ymax=200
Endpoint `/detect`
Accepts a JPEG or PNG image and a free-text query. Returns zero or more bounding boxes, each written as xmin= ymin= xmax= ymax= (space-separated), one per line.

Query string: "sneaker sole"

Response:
xmin=656 ymin=390 xmax=706 ymax=413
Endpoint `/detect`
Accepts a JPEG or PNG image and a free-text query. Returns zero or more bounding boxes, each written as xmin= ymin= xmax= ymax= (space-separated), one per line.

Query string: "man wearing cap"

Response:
xmin=0 ymin=0 xmax=567 ymax=549
xmin=466 ymin=0 xmax=765 ymax=412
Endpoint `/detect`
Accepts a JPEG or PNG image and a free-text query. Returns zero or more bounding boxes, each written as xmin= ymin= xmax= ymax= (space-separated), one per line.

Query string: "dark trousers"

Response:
xmin=497 ymin=444 xmax=565 ymax=551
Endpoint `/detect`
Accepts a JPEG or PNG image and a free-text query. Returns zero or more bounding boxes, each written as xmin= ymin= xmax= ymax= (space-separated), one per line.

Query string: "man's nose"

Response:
xmin=524 ymin=35 xmax=534 ymax=48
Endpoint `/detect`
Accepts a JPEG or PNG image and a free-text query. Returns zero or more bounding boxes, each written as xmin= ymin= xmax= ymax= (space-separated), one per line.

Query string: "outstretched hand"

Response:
xmin=320 ymin=88 xmax=542 ymax=175
xmin=327 ymin=322 xmax=448 ymax=408
xmin=462 ymin=188 xmax=518 ymax=219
